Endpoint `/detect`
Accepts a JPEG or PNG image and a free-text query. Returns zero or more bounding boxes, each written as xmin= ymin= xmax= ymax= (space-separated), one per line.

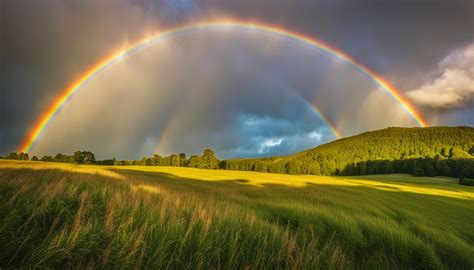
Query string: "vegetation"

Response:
xmin=223 ymin=127 xmax=474 ymax=179
xmin=4 ymin=127 xmax=473 ymax=181
xmin=460 ymin=178 xmax=474 ymax=186
xmin=0 ymin=160 xmax=473 ymax=269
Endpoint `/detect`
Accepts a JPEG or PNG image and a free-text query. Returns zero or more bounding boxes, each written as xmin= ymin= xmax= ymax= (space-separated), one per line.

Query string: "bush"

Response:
xmin=459 ymin=178 xmax=474 ymax=186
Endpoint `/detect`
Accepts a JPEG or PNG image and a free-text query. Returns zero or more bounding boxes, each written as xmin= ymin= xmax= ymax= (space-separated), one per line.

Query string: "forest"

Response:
xmin=3 ymin=126 xmax=474 ymax=184
xmin=222 ymin=127 xmax=474 ymax=183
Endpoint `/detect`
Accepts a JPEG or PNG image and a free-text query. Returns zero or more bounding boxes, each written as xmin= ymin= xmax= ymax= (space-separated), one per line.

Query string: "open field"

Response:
xmin=0 ymin=160 xmax=473 ymax=269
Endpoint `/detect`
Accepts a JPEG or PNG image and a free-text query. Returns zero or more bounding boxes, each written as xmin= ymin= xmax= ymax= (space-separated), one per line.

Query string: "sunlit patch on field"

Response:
xmin=0 ymin=160 xmax=126 ymax=180
xmin=0 ymin=160 xmax=473 ymax=269
xmin=115 ymin=165 xmax=474 ymax=200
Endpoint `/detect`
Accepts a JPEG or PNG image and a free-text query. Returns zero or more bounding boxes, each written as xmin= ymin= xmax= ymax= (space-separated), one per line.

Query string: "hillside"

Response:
xmin=221 ymin=126 xmax=474 ymax=177
xmin=1 ymin=160 xmax=473 ymax=268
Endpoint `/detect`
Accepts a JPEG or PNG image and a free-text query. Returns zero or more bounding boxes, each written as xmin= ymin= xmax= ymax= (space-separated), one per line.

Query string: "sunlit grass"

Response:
xmin=0 ymin=160 xmax=473 ymax=269
xmin=117 ymin=165 xmax=474 ymax=200
xmin=0 ymin=159 xmax=125 ymax=180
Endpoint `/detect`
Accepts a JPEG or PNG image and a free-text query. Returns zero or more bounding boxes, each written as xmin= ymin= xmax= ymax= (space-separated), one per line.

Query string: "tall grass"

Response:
xmin=0 ymin=160 xmax=473 ymax=269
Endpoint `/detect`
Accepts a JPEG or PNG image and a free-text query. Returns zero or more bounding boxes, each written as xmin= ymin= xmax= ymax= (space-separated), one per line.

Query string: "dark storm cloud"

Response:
xmin=1 ymin=0 xmax=473 ymax=157
xmin=1 ymin=0 xmax=164 ymax=154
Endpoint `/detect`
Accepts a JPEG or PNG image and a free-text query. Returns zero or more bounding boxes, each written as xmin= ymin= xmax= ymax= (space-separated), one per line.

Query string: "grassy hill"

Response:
xmin=222 ymin=126 xmax=474 ymax=177
xmin=1 ymin=160 xmax=473 ymax=268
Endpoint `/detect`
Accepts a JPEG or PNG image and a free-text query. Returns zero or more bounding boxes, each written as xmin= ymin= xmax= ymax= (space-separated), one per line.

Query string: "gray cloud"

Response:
xmin=31 ymin=32 xmax=337 ymax=159
xmin=30 ymin=30 xmax=425 ymax=159
xmin=2 ymin=0 xmax=473 ymax=157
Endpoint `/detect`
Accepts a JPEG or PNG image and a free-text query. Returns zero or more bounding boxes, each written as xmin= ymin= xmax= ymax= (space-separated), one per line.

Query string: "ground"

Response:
xmin=0 ymin=160 xmax=473 ymax=269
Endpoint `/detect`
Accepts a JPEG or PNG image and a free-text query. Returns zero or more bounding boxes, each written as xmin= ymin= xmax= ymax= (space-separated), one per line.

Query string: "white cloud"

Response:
xmin=308 ymin=131 xmax=323 ymax=141
xmin=258 ymin=138 xmax=283 ymax=154
xmin=406 ymin=43 xmax=474 ymax=109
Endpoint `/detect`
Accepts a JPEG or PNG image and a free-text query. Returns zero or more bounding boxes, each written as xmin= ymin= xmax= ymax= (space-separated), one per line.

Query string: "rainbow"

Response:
xmin=18 ymin=19 xmax=427 ymax=153
xmin=154 ymin=88 xmax=343 ymax=154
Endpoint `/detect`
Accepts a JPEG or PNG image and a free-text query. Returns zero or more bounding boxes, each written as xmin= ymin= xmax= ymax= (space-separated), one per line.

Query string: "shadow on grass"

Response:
xmin=111 ymin=168 xmax=474 ymax=232
xmin=1 ymin=164 xmax=474 ymax=268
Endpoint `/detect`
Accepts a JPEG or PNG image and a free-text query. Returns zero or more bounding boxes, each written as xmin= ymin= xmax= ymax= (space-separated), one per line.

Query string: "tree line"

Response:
xmin=220 ymin=127 xmax=474 ymax=185
xmin=3 ymin=148 xmax=473 ymax=186
xmin=1 ymin=127 xmax=473 ymax=185
xmin=2 ymin=149 xmax=220 ymax=169
xmin=96 ymin=149 xmax=219 ymax=169
xmin=3 ymin=151 xmax=96 ymax=164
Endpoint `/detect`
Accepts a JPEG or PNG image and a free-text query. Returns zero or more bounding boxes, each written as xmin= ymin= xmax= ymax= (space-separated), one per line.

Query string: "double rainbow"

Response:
xmin=18 ymin=19 xmax=427 ymax=153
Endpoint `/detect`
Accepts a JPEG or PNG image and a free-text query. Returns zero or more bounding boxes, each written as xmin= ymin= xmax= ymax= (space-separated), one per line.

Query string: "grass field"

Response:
xmin=0 ymin=160 xmax=473 ymax=269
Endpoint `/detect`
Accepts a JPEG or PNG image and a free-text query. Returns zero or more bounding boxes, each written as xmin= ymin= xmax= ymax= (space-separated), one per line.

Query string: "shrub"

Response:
xmin=459 ymin=178 xmax=474 ymax=186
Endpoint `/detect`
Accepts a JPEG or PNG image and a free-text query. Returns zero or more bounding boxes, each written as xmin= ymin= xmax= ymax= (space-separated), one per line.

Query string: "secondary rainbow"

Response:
xmin=154 ymin=87 xmax=343 ymax=154
xmin=18 ymin=19 xmax=427 ymax=153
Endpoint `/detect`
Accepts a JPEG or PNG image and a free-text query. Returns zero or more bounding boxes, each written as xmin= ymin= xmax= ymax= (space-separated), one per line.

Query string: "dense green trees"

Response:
xmin=338 ymin=157 xmax=474 ymax=179
xmin=5 ymin=151 xmax=95 ymax=165
xmin=96 ymin=158 xmax=116 ymax=165
xmin=73 ymin=151 xmax=96 ymax=164
xmin=201 ymin=149 xmax=219 ymax=169
xmin=460 ymin=178 xmax=474 ymax=186
xmin=3 ymin=148 xmax=221 ymax=169
xmin=223 ymin=127 xmax=474 ymax=179
xmin=187 ymin=155 xmax=202 ymax=167
xmin=40 ymin=155 xmax=53 ymax=162
xmin=6 ymin=152 xmax=29 ymax=160
xmin=3 ymin=127 xmax=473 ymax=182
xmin=54 ymin=153 xmax=75 ymax=163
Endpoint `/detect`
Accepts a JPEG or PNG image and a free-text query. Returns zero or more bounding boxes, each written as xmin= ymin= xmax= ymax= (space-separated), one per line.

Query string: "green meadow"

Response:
xmin=0 ymin=160 xmax=473 ymax=269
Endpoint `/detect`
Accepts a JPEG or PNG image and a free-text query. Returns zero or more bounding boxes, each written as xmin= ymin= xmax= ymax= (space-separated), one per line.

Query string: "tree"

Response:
xmin=73 ymin=151 xmax=96 ymax=164
xmin=40 ymin=155 xmax=53 ymax=162
xmin=459 ymin=160 xmax=474 ymax=180
xmin=286 ymin=160 xmax=303 ymax=175
xmin=309 ymin=162 xmax=321 ymax=175
xmin=440 ymin=147 xmax=450 ymax=157
xmin=358 ymin=162 xmax=367 ymax=175
xmin=220 ymin=126 xmax=474 ymax=177
xmin=31 ymin=156 xmax=39 ymax=161
xmin=170 ymin=154 xmax=180 ymax=167
xmin=187 ymin=155 xmax=202 ymax=168
xmin=152 ymin=154 xmax=162 ymax=166
xmin=6 ymin=152 xmax=19 ymax=160
xmin=385 ymin=162 xmax=394 ymax=174
xmin=6 ymin=152 xmax=29 ymax=160
xmin=424 ymin=159 xmax=436 ymax=176
xmin=18 ymin=152 xmax=29 ymax=160
xmin=412 ymin=159 xmax=426 ymax=176
xmin=54 ymin=153 xmax=68 ymax=163
xmin=201 ymin=149 xmax=219 ymax=169
xmin=179 ymin=153 xmax=187 ymax=166
xmin=436 ymin=159 xmax=450 ymax=176
xmin=145 ymin=157 xmax=155 ymax=166
xmin=97 ymin=158 xmax=116 ymax=165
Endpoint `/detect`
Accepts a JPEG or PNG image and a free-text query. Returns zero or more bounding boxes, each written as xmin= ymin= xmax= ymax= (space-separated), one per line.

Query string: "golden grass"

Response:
xmin=115 ymin=165 xmax=474 ymax=200
xmin=0 ymin=160 xmax=473 ymax=269
xmin=3 ymin=160 xmax=472 ymax=200
xmin=0 ymin=160 xmax=125 ymax=180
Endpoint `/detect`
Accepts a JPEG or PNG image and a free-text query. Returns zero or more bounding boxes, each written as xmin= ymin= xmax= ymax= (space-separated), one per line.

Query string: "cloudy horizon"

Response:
xmin=2 ymin=0 xmax=473 ymax=159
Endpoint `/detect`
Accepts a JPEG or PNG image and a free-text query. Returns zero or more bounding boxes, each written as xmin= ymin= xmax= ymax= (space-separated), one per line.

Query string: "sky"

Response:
xmin=1 ymin=0 xmax=473 ymax=159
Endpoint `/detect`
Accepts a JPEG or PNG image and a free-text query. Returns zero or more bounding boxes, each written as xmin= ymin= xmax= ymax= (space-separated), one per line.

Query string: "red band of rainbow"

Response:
xmin=18 ymin=20 xmax=427 ymax=153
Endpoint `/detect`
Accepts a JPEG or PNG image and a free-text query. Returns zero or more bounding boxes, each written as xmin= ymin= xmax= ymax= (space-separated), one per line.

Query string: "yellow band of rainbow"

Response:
xmin=18 ymin=19 xmax=427 ymax=153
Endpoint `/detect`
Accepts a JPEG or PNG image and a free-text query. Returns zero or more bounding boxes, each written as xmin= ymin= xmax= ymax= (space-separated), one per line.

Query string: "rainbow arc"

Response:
xmin=18 ymin=20 xmax=427 ymax=153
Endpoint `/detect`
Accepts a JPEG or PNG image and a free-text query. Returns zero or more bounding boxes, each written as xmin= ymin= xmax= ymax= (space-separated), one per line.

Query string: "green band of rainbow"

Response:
xmin=19 ymin=20 xmax=427 ymax=153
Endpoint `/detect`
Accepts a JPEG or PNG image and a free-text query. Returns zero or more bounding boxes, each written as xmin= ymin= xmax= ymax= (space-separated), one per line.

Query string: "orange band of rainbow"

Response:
xmin=19 ymin=20 xmax=427 ymax=153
